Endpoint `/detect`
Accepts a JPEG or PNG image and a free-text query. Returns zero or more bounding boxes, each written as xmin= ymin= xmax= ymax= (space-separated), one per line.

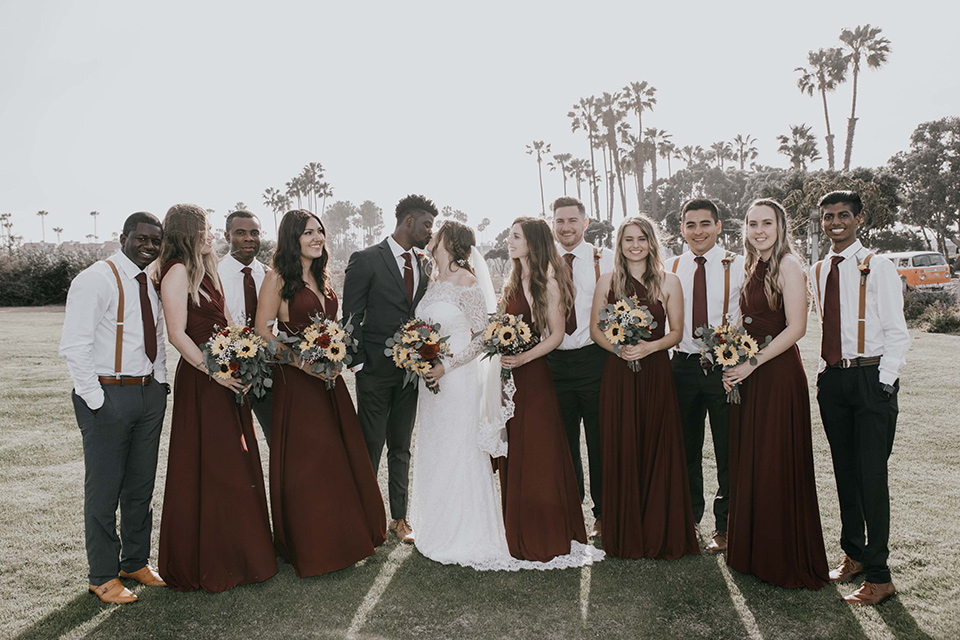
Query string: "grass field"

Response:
xmin=1 ymin=307 xmax=957 ymax=640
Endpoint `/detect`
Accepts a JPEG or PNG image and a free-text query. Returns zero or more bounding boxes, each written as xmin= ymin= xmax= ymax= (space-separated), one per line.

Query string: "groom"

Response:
xmin=343 ymin=194 xmax=437 ymax=544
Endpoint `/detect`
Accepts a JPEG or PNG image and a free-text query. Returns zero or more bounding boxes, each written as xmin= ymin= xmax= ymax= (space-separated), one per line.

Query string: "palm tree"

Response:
xmin=548 ymin=152 xmax=573 ymax=195
xmin=262 ymin=187 xmax=287 ymax=236
xmin=36 ymin=210 xmax=49 ymax=242
xmin=796 ymin=47 xmax=848 ymax=171
xmin=303 ymin=162 xmax=325 ymax=212
xmin=317 ymin=182 xmax=333 ymax=215
xmin=839 ymin=24 xmax=891 ymax=171
xmin=644 ymin=128 xmax=672 ymax=219
xmin=676 ymin=145 xmax=704 ymax=168
xmin=525 ymin=140 xmax=552 ymax=216
xmin=709 ymin=141 xmax=734 ymax=169
xmin=89 ymin=211 xmax=100 ymax=241
xmin=624 ymin=132 xmax=653 ymax=212
xmin=777 ymin=124 xmax=822 ymax=170
xmin=597 ymin=92 xmax=631 ymax=220
xmin=731 ymin=134 xmax=759 ymax=171
xmin=53 ymin=226 xmax=64 ymax=244
xmin=285 ymin=177 xmax=304 ymax=209
xmin=0 ymin=213 xmax=10 ymax=243
xmin=568 ymin=97 xmax=601 ymax=218
xmin=659 ymin=140 xmax=677 ymax=179
xmin=567 ymin=158 xmax=591 ymax=202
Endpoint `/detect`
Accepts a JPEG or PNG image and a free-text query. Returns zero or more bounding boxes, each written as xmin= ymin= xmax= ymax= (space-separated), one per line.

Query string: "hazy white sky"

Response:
xmin=2 ymin=0 xmax=957 ymax=243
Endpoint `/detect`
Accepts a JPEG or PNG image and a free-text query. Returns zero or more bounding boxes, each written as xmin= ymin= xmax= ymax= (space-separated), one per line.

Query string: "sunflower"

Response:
xmin=303 ymin=329 xmax=320 ymax=345
xmin=415 ymin=361 xmax=432 ymax=374
xmin=613 ymin=300 xmax=629 ymax=314
xmin=329 ymin=326 xmax=345 ymax=341
xmin=392 ymin=346 xmax=410 ymax=368
xmin=630 ymin=307 xmax=650 ymax=323
xmin=713 ymin=344 xmax=738 ymax=367
xmin=740 ymin=334 xmax=759 ymax=358
xmin=517 ymin=323 xmax=532 ymax=342
xmin=483 ymin=322 xmax=498 ymax=341
xmin=236 ymin=338 xmax=259 ymax=358
xmin=604 ymin=322 xmax=625 ymax=344
xmin=298 ymin=341 xmax=310 ymax=352
xmin=326 ymin=343 xmax=346 ymax=362
xmin=401 ymin=331 xmax=419 ymax=344
xmin=498 ymin=326 xmax=517 ymax=344
xmin=214 ymin=362 xmax=232 ymax=379
xmin=428 ymin=331 xmax=441 ymax=343
xmin=210 ymin=335 xmax=230 ymax=356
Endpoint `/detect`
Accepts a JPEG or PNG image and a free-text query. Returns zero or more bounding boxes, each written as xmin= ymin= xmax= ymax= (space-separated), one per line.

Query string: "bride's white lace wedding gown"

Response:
xmin=409 ymin=280 xmax=603 ymax=571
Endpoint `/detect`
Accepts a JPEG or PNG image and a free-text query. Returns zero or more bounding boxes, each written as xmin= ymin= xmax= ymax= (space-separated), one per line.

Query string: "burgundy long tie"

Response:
xmin=402 ymin=252 xmax=415 ymax=303
xmin=563 ymin=253 xmax=577 ymax=335
xmin=135 ymin=272 xmax=157 ymax=362
xmin=241 ymin=266 xmax=257 ymax=327
xmin=692 ymin=256 xmax=708 ymax=332
xmin=821 ymin=255 xmax=844 ymax=366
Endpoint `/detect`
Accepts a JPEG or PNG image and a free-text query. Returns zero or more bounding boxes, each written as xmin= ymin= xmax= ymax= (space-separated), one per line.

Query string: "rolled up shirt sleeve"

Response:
xmin=60 ymin=270 xmax=109 ymax=410
xmin=153 ymin=294 xmax=168 ymax=384
xmin=874 ymin=259 xmax=910 ymax=386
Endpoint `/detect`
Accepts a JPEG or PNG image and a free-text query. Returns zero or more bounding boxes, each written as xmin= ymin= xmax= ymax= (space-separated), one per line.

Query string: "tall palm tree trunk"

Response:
xmin=588 ymin=133 xmax=600 ymax=219
xmin=820 ymin=87 xmax=836 ymax=170
xmin=844 ymin=71 xmax=860 ymax=171
xmin=537 ymin=158 xmax=546 ymax=216
xmin=649 ymin=152 xmax=659 ymax=219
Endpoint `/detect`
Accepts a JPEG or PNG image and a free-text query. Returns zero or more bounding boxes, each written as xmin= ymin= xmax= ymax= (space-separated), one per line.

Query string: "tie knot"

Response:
xmin=564 ymin=253 xmax=575 ymax=266
xmin=831 ymin=256 xmax=844 ymax=266
xmin=135 ymin=272 xmax=147 ymax=285
xmin=403 ymin=252 xmax=413 ymax=266
xmin=695 ymin=256 xmax=706 ymax=266
xmin=241 ymin=266 xmax=252 ymax=275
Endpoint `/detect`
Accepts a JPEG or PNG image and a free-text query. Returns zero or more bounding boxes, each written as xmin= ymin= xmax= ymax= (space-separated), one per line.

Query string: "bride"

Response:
xmin=408 ymin=220 xmax=603 ymax=571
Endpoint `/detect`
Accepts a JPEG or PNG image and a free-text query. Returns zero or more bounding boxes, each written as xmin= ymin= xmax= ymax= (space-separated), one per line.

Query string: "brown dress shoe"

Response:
xmin=704 ymin=530 xmax=727 ymax=554
xmin=119 ymin=565 xmax=166 ymax=587
xmin=829 ymin=555 xmax=864 ymax=584
xmin=589 ymin=520 xmax=602 ymax=539
xmin=89 ymin=578 xmax=138 ymax=604
xmin=844 ymin=581 xmax=896 ymax=606
xmin=389 ymin=518 xmax=415 ymax=544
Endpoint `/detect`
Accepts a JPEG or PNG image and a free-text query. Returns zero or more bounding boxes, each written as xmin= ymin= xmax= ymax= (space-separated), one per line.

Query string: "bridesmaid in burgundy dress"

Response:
xmin=157 ymin=203 xmax=277 ymax=592
xmin=589 ymin=217 xmax=699 ymax=559
xmin=722 ymin=199 xmax=829 ymax=589
xmin=255 ymin=210 xmax=386 ymax=577
xmin=498 ymin=217 xmax=588 ymax=562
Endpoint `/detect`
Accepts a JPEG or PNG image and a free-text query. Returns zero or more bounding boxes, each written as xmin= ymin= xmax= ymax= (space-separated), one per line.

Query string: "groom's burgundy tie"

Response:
xmin=402 ymin=252 xmax=415 ymax=303
xmin=135 ymin=272 xmax=157 ymax=362
xmin=692 ymin=255 xmax=708 ymax=332
xmin=241 ymin=266 xmax=258 ymax=327
xmin=821 ymin=255 xmax=844 ymax=367
xmin=563 ymin=253 xmax=577 ymax=335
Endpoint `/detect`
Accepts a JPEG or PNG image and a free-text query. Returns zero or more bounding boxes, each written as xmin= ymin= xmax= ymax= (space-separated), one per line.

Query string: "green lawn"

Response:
xmin=0 ymin=307 xmax=956 ymax=639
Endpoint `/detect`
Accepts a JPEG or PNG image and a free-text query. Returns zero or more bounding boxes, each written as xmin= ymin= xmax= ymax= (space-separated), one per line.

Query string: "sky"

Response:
xmin=1 ymin=0 xmax=958 ymax=244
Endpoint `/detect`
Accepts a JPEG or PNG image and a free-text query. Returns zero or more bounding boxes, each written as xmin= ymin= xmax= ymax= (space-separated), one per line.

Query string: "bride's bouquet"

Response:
xmin=384 ymin=318 xmax=452 ymax=394
xmin=692 ymin=320 xmax=770 ymax=403
xmin=596 ymin=294 xmax=657 ymax=372
xmin=480 ymin=311 xmax=539 ymax=382
xmin=202 ymin=325 xmax=271 ymax=404
xmin=287 ymin=313 xmax=357 ymax=389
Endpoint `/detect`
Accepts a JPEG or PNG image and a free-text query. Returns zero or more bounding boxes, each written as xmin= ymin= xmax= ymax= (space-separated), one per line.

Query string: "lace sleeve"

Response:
xmin=446 ymin=284 xmax=488 ymax=373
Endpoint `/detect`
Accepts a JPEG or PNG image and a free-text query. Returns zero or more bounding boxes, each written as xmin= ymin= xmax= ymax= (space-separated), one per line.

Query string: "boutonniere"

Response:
xmin=721 ymin=255 xmax=735 ymax=270
xmin=856 ymin=256 xmax=870 ymax=281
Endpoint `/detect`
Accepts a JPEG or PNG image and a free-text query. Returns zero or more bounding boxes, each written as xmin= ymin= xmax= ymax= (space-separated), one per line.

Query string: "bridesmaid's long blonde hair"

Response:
xmin=157 ymin=203 xmax=220 ymax=305
xmin=742 ymin=198 xmax=799 ymax=310
xmin=501 ymin=217 xmax=575 ymax=334
xmin=612 ymin=216 xmax=665 ymax=303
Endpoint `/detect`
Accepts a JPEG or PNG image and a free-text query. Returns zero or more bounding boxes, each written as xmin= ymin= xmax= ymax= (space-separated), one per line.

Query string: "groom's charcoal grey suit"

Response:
xmin=342 ymin=237 xmax=429 ymax=520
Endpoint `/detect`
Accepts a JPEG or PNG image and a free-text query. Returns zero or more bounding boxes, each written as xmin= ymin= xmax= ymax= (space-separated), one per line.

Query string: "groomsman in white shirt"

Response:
xmin=811 ymin=190 xmax=909 ymax=606
xmin=669 ymin=198 xmax=745 ymax=554
xmin=547 ymin=196 xmax=613 ymax=537
xmin=218 ymin=210 xmax=272 ymax=443
xmin=60 ymin=212 xmax=168 ymax=603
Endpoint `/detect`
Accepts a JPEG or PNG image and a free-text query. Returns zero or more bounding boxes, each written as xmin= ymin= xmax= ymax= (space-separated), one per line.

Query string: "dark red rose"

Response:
xmin=229 ymin=361 xmax=240 ymax=371
xmin=318 ymin=333 xmax=332 ymax=348
xmin=243 ymin=327 xmax=252 ymax=333
xmin=420 ymin=343 xmax=440 ymax=360
xmin=718 ymin=337 xmax=726 ymax=344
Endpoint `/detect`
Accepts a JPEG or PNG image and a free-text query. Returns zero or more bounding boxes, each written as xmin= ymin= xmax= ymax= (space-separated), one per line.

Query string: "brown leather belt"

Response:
xmin=827 ymin=356 xmax=882 ymax=369
xmin=98 ymin=374 xmax=153 ymax=386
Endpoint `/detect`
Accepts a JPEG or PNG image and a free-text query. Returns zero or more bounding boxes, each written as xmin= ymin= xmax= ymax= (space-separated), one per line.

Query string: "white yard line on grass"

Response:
xmin=346 ymin=543 xmax=414 ymax=639
xmin=57 ymin=584 xmax=143 ymax=640
xmin=579 ymin=563 xmax=591 ymax=625
xmin=716 ymin=556 xmax=763 ymax=640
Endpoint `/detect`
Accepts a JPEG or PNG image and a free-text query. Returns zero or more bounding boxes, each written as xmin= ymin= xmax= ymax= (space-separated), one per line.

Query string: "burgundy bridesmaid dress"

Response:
xmin=598 ymin=277 xmax=700 ymax=559
xmin=270 ymin=286 xmax=386 ymax=577
xmin=497 ymin=290 xmax=587 ymax=561
xmin=158 ymin=259 xmax=277 ymax=592
xmin=726 ymin=259 xmax=829 ymax=589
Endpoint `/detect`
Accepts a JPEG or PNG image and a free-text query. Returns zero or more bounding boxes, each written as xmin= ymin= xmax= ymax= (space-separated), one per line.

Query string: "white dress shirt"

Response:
xmin=557 ymin=240 xmax=613 ymax=350
xmin=810 ymin=240 xmax=909 ymax=385
xmin=387 ymin=235 xmax=421 ymax=293
xmin=672 ymin=244 xmax=746 ymax=354
xmin=60 ymin=251 xmax=167 ymax=410
xmin=218 ymin=253 xmax=268 ymax=327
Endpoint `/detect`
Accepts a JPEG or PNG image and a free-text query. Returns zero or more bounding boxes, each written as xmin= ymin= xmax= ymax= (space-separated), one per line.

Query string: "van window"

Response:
xmin=928 ymin=254 xmax=947 ymax=266
xmin=898 ymin=258 xmax=909 ymax=268
xmin=912 ymin=255 xmax=931 ymax=267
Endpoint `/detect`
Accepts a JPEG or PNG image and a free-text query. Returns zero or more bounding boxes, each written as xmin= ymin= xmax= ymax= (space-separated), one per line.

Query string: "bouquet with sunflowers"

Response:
xmin=384 ymin=318 xmax=452 ymax=394
xmin=597 ymin=294 xmax=658 ymax=372
xmin=285 ymin=313 xmax=357 ymax=390
xmin=480 ymin=311 xmax=539 ymax=382
xmin=202 ymin=325 xmax=272 ymax=404
xmin=692 ymin=320 xmax=770 ymax=403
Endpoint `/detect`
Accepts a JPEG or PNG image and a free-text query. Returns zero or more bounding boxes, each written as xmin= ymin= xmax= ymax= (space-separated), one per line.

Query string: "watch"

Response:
xmin=161 ymin=382 xmax=171 ymax=395
xmin=880 ymin=383 xmax=895 ymax=398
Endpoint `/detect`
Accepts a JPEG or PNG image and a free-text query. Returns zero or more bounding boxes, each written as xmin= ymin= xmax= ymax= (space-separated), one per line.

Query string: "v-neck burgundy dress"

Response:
xmin=497 ymin=290 xmax=587 ymax=561
xmin=158 ymin=259 xmax=277 ymax=592
xmin=726 ymin=260 xmax=829 ymax=589
xmin=270 ymin=286 xmax=386 ymax=577
xmin=598 ymin=277 xmax=699 ymax=559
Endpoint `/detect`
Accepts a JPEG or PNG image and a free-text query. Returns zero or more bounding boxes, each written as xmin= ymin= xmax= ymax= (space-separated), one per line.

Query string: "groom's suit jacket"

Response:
xmin=342 ymin=238 xmax=430 ymax=375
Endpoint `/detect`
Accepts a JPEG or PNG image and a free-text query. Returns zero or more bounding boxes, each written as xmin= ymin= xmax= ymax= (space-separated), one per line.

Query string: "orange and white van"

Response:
xmin=877 ymin=251 xmax=952 ymax=291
